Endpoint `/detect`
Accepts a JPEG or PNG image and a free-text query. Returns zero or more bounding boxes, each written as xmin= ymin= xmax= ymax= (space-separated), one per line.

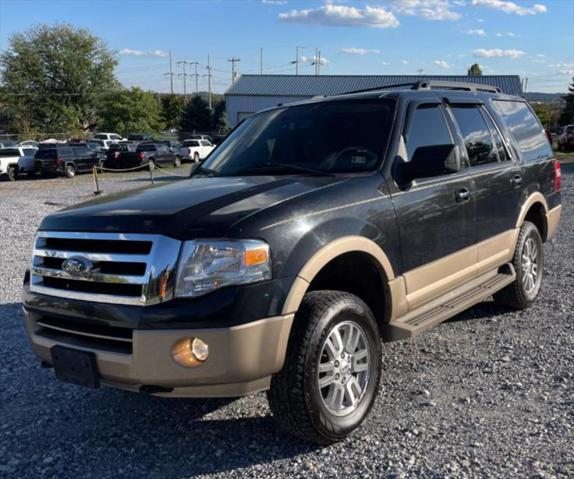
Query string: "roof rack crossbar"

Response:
xmin=340 ymin=80 xmax=501 ymax=96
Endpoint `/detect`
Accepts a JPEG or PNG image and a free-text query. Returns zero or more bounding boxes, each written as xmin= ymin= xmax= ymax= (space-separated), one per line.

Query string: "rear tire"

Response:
xmin=7 ymin=165 xmax=17 ymax=181
xmin=65 ymin=164 xmax=76 ymax=178
xmin=267 ymin=290 xmax=382 ymax=444
xmin=174 ymin=156 xmax=181 ymax=168
xmin=194 ymin=152 xmax=200 ymax=163
xmin=494 ymin=221 xmax=544 ymax=310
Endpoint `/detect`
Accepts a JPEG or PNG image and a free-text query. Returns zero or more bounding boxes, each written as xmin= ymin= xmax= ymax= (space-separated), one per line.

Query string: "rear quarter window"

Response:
xmin=0 ymin=148 xmax=20 ymax=157
xmin=492 ymin=100 xmax=552 ymax=162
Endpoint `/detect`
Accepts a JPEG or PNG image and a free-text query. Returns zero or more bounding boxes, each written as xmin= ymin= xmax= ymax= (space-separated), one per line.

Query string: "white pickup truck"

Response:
xmin=175 ymin=139 xmax=215 ymax=163
xmin=0 ymin=147 xmax=38 ymax=181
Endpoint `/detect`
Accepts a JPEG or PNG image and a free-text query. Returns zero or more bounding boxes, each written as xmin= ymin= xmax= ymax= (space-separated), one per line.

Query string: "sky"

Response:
xmin=0 ymin=0 xmax=573 ymax=94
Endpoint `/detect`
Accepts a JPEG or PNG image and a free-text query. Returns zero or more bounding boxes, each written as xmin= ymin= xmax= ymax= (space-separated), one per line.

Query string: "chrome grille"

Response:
xmin=30 ymin=232 xmax=181 ymax=306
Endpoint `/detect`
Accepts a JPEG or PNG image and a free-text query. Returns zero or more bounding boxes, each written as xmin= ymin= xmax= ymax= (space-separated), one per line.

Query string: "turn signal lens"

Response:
xmin=244 ymin=248 xmax=268 ymax=267
xmin=172 ymin=337 xmax=209 ymax=367
xmin=554 ymin=160 xmax=561 ymax=192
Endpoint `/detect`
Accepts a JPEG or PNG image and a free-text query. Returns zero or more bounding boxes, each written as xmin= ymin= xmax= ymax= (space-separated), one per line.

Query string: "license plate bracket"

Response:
xmin=50 ymin=346 xmax=100 ymax=389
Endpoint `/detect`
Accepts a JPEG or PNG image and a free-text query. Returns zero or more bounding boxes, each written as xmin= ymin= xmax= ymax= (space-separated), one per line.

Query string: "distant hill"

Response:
xmin=526 ymin=92 xmax=565 ymax=103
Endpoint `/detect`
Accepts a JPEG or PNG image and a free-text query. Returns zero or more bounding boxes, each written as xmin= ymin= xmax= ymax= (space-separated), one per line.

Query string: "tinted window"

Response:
xmin=23 ymin=149 xmax=37 ymax=156
xmin=35 ymin=149 xmax=56 ymax=159
xmin=482 ymin=110 xmax=508 ymax=162
xmin=492 ymin=100 xmax=552 ymax=162
xmin=406 ymin=105 xmax=452 ymax=160
xmin=0 ymin=148 xmax=20 ymax=157
xmin=94 ymin=134 xmax=107 ymax=140
xmin=201 ymin=99 xmax=395 ymax=175
xmin=72 ymin=147 xmax=90 ymax=156
xmin=184 ymin=140 xmax=200 ymax=147
xmin=451 ymin=106 xmax=497 ymax=166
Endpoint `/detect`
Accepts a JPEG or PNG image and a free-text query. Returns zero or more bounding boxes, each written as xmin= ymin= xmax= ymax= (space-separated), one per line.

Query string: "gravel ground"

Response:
xmin=0 ymin=165 xmax=573 ymax=478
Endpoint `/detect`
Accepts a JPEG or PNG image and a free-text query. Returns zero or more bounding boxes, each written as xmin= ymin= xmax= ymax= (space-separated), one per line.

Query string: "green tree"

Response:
xmin=0 ymin=24 xmax=118 ymax=136
xmin=559 ymin=77 xmax=574 ymax=125
xmin=211 ymin=100 xmax=229 ymax=131
xmin=160 ymin=94 xmax=186 ymax=130
xmin=179 ymin=95 xmax=211 ymax=135
xmin=467 ymin=63 xmax=483 ymax=76
xmin=532 ymin=103 xmax=552 ymax=128
xmin=98 ymin=87 xmax=164 ymax=136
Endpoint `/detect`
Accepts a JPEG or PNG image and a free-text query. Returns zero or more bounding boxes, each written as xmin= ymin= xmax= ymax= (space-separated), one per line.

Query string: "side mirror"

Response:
xmin=396 ymin=144 xmax=458 ymax=184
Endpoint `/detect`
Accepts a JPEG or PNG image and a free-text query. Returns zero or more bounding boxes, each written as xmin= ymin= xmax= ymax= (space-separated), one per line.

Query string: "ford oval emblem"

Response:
xmin=62 ymin=256 xmax=93 ymax=276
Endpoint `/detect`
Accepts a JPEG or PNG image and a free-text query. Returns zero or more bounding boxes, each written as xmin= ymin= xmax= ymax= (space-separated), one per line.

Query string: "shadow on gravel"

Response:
xmin=446 ymin=300 xmax=511 ymax=324
xmin=1 ymin=301 xmax=319 ymax=478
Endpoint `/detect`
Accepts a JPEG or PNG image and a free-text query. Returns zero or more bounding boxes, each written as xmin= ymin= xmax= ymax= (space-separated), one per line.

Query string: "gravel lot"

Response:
xmin=1 ymin=164 xmax=573 ymax=478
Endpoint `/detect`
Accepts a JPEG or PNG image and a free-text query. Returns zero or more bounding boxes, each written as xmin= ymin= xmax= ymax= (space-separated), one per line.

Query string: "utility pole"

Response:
xmin=164 ymin=50 xmax=174 ymax=94
xmin=190 ymin=61 xmax=199 ymax=95
xmin=295 ymin=46 xmax=299 ymax=75
xmin=314 ymin=48 xmax=318 ymax=75
xmin=206 ymin=55 xmax=213 ymax=109
xmin=228 ymin=57 xmax=240 ymax=83
xmin=177 ymin=60 xmax=189 ymax=96
xmin=317 ymin=49 xmax=321 ymax=75
xmin=260 ymin=48 xmax=263 ymax=75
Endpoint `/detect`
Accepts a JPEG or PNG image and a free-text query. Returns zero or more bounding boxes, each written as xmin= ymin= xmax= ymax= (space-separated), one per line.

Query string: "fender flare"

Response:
xmin=515 ymin=192 xmax=548 ymax=229
xmin=281 ymin=235 xmax=395 ymax=315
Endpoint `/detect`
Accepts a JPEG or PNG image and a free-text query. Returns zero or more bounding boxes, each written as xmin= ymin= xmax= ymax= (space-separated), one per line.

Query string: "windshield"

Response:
xmin=199 ymin=99 xmax=395 ymax=176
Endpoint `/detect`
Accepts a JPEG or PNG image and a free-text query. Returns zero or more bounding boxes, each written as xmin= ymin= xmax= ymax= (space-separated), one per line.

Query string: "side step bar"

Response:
xmin=385 ymin=264 xmax=516 ymax=340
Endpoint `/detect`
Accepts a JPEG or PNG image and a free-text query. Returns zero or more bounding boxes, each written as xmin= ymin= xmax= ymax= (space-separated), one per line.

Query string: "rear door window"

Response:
xmin=492 ymin=100 xmax=552 ymax=162
xmin=450 ymin=106 xmax=498 ymax=166
xmin=0 ymin=148 xmax=20 ymax=157
xmin=35 ymin=149 xmax=56 ymax=159
xmin=406 ymin=104 xmax=453 ymax=160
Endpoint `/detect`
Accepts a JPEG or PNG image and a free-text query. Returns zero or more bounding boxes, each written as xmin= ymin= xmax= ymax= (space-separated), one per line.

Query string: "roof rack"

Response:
xmin=341 ymin=80 xmax=501 ymax=96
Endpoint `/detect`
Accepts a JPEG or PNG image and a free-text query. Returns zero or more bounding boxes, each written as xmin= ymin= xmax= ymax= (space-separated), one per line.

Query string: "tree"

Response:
xmin=98 ymin=87 xmax=164 ymax=136
xmin=0 ymin=24 xmax=118 ymax=136
xmin=179 ymin=95 xmax=211 ymax=136
xmin=559 ymin=77 xmax=574 ymax=125
xmin=211 ymin=100 xmax=229 ymax=131
xmin=160 ymin=94 xmax=186 ymax=131
xmin=467 ymin=63 xmax=483 ymax=76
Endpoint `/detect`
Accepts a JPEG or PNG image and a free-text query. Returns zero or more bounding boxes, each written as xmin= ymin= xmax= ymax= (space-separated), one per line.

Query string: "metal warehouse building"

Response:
xmin=224 ymin=74 xmax=523 ymax=127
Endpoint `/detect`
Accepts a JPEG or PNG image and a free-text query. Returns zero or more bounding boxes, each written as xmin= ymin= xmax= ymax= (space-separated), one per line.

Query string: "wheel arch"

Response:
xmin=281 ymin=236 xmax=395 ymax=332
xmin=516 ymin=192 xmax=549 ymax=242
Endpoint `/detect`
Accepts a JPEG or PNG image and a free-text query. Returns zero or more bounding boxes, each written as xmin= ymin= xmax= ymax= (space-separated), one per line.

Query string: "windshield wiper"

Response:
xmin=234 ymin=163 xmax=333 ymax=177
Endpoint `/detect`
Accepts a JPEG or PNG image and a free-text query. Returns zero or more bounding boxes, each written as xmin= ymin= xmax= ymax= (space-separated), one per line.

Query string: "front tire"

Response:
xmin=193 ymin=152 xmax=200 ymax=163
xmin=174 ymin=156 xmax=181 ymax=168
xmin=7 ymin=165 xmax=17 ymax=181
xmin=494 ymin=221 xmax=544 ymax=310
xmin=267 ymin=290 xmax=382 ymax=444
xmin=65 ymin=164 xmax=76 ymax=178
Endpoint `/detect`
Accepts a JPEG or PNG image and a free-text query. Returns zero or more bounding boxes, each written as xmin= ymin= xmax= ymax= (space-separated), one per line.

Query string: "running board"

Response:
xmin=385 ymin=264 xmax=516 ymax=340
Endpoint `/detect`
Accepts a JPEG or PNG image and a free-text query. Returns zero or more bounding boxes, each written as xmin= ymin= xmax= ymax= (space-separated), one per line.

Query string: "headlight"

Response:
xmin=175 ymin=239 xmax=271 ymax=298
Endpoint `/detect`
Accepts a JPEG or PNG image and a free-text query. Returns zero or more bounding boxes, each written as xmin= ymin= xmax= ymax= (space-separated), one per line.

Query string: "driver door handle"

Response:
xmin=455 ymin=187 xmax=471 ymax=203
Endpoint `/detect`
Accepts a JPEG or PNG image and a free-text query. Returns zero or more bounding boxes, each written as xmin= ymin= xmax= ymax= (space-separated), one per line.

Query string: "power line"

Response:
xmin=228 ymin=57 xmax=241 ymax=83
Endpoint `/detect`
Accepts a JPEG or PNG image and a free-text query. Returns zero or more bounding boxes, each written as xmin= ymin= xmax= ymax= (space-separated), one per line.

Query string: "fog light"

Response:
xmin=172 ymin=337 xmax=209 ymax=367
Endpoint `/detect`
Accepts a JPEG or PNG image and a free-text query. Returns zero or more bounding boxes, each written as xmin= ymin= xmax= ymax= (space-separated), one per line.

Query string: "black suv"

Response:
xmin=22 ymin=82 xmax=561 ymax=444
xmin=34 ymin=144 xmax=101 ymax=178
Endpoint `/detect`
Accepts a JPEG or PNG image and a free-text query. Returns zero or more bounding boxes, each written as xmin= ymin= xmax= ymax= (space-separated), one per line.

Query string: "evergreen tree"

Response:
xmin=179 ymin=96 xmax=211 ymax=136
xmin=160 ymin=94 xmax=186 ymax=130
xmin=467 ymin=63 xmax=483 ymax=76
xmin=559 ymin=77 xmax=574 ymax=125
xmin=211 ymin=100 xmax=229 ymax=131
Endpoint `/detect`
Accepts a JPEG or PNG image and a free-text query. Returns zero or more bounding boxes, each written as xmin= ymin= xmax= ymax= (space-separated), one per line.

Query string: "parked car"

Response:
xmin=0 ymin=146 xmax=38 ymax=181
xmin=34 ymin=144 xmax=101 ymax=178
xmin=111 ymin=142 xmax=180 ymax=169
xmin=19 ymin=140 xmax=39 ymax=148
xmin=558 ymin=125 xmax=574 ymax=151
xmin=22 ymin=81 xmax=561 ymax=444
xmin=175 ymin=138 xmax=215 ymax=162
xmin=103 ymin=142 xmax=137 ymax=168
xmin=93 ymin=132 xmax=124 ymax=144
xmin=87 ymin=139 xmax=113 ymax=151
xmin=0 ymin=140 xmax=18 ymax=149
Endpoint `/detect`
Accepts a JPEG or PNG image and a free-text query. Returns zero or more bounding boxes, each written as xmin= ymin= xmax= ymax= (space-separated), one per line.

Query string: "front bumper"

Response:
xmin=24 ymin=310 xmax=294 ymax=397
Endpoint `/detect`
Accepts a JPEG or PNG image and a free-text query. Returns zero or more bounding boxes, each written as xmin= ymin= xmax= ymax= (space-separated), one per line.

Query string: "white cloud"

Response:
xmin=473 ymin=48 xmax=525 ymax=58
xmin=262 ymin=0 xmax=287 ymax=4
xmin=495 ymin=31 xmax=517 ymax=37
xmin=433 ymin=59 xmax=450 ymax=68
xmin=465 ymin=28 xmax=486 ymax=35
xmin=401 ymin=59 xmax=410 ymax=64
xmin=471 ymin=0 xmax=547 ymax=16
xmin=340 ymin=47 xmax=381 ymax=55
xmin=381 ymin=61 xmax=391 ymax=65
xmin=119 ymin=48 xmax=168 ymax=58
xmin=300 ymin=55 xmax=329 ymax=65
xmin=552 ymin=63 xmax=574 ymax=75
xmin=392 ymin=0 xmax=461 ymax=21
xmin=278 ymin=4 xmax=399 ymax=28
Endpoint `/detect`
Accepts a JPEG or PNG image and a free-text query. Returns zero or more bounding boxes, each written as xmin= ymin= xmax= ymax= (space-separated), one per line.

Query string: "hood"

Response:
xmin=39 ymin=175 xmax=346 ymax=238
